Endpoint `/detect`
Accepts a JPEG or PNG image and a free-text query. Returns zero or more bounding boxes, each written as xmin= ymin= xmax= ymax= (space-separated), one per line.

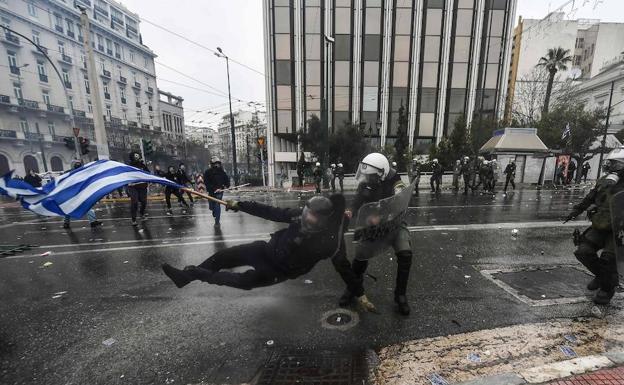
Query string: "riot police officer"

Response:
xmin=334 ymin=153 xmax=413 ymax=315
xmin=565 ymin=147 xmax=624 ymax=304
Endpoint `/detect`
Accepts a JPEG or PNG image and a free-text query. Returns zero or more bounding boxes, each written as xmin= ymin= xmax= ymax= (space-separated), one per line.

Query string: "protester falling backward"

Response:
xmin=161 ymin=194 xmax=351 ymax=292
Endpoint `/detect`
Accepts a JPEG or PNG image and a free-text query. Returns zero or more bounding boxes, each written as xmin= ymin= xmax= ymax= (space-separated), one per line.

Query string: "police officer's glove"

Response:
xmin=356 ymin=295 xmax=379 ymax=314
xmin=225 ymin=200 xmax=240 ymax=212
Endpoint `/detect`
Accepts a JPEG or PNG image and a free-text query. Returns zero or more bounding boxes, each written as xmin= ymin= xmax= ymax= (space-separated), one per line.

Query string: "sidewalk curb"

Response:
xmin=453 ymin=351 xmax=623 ymax=385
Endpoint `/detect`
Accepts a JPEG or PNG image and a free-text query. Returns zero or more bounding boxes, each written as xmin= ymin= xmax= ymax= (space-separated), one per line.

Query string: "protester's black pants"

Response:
xmin=504 ymin=175 xmax=515 ymax=191
xmin=196 ymin=241 xmax=286 ymax=290
xmin=165 ymin=187 xmax=188 ymax=209
xmin=127 ymin=186 xmax=147 ymax=221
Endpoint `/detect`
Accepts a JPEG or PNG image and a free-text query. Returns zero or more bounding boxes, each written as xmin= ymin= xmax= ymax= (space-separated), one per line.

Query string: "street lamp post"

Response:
xmin=214 ymin=47 xmax=238 ymax=185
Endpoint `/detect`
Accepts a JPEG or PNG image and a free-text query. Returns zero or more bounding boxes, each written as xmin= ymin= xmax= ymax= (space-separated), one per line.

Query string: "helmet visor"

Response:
xmin=355 ymin=162 xmax=382 ymax=184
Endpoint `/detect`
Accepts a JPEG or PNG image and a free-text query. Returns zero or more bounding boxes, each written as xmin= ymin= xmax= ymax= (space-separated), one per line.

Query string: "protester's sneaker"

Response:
xmin=162 ymin=263 xmax=194 ymax=288
xmin=214 ymin=221 xmax=220 ymax=228
xmin=395 ymin=295 xmax=411 ymax=316
xmin=587 ymin=278 xmax=600 ymax=291
xmin=90 ymin=220 xmax=103 ymax=228
xmin=593 ymin=289 xmax=615 ymax=305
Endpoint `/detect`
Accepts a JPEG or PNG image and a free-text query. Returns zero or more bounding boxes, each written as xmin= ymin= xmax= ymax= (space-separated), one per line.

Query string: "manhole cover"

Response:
xmin=320 ymin=309 xmax=359 ymax=331
xmin=481 ymin=265 xmax=599 ymax=306
xmin=255 ymin=351 xmax=367 ymax=385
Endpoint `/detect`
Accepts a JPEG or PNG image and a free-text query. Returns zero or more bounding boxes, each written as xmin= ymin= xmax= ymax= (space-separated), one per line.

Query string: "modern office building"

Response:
xmin=0 ymin=0 xmax=180 ymax=175
xmin=263 ymin=0 xmax=517 ymax=185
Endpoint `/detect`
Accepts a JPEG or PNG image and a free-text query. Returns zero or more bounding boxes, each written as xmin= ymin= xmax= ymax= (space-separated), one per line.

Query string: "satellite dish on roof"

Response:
xmin=568 ymin=68 xmax=582 ymax=80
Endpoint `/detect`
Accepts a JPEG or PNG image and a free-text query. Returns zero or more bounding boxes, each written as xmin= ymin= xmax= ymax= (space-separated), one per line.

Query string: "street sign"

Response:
xmin=73 ymin=127 xmax=80 ymax=137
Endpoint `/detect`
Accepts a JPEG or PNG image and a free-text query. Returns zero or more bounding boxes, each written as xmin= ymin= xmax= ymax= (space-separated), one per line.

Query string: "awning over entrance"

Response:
xmin=479 ymin=128 xmax=549 ymax=155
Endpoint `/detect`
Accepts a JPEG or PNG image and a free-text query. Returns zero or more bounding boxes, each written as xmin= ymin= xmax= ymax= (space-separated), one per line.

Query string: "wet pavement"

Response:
xmin=0 ymin=185 xmax=615 ymax=385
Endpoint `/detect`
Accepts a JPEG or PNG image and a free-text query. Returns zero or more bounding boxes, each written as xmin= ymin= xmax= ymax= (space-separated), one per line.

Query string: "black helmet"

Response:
xmin=301 ymin=196 xmax=334 ymax=234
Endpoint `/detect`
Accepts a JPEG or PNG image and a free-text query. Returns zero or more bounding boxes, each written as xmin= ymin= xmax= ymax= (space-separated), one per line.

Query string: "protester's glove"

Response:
xmin=564 ymin=210 xmax=581 ymax=223
xmin=356 ymin=295 xmax=379 ymax=314
xmin=225 ymin=200 xmax=240 ymax=212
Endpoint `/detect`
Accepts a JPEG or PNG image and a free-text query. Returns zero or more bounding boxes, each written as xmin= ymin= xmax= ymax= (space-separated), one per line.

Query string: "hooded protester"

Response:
xmin=176 ymin=163 xmax=195 ymax=206
xmin=127 ymin=151 xmax=150 ymax=225
xmin=203 ymin=156 xmax=230 ymax=227
xmin=164 ymin=165 xmax=190 ymax=215
xmin=24 ymin=169 xmax=42 ymax=188
xmin=162 ymin=195 xmax=348 ymax=291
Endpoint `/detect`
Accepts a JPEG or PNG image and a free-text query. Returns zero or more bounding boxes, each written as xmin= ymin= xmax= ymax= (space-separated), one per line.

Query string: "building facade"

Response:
xmin=263 ymin=0 xmax=517 ymax=185
xmin=0 ymin=0 xmax=168 ymax=176
xmin=573 ymin=54 xmax=624 ymax=135
xmin=505 ymin=14 xmax=624 ymax=121
xmin=217 ymin=110 xmax=267 ymax=177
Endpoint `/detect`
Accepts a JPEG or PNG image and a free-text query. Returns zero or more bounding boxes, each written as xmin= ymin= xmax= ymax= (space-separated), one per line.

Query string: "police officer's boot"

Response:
xmin=394 ymin=251 xmax=413 ymax=316
xmin=593 ymin=252 xmax=619 ymax=304
xmin=594 ymin=288 xmax=615 ymax=304
xmin=339 ymin=289 xmax=355 ymax=307
xmin=587 ymin=277 xmax=600 ymax=291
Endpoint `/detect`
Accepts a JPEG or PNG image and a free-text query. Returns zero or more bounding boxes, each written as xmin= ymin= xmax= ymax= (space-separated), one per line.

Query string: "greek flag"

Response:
xmin=562 ymin=123 xmax=571 ymax=140
xmin=0 ymin=160 xmax=182 ymax=218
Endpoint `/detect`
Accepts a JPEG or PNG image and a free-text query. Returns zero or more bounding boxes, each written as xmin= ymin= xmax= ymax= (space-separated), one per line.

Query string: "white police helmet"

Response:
xmin=356 ymin=152 xmax=390 ymax=184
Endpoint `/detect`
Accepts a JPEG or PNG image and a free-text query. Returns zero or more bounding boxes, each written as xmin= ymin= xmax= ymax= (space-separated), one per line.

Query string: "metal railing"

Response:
xmin=147 ymin=86 xmax=154 ymax=93
xmin=102 ymin=69 xmax=111 ymax=77
xmin=18 ymin=99 xmax=39 ymax=109
xmin=0 ymin=129 xmax=17 ymax=138
xmin=119 ymin=75 xmax=127 ymax=83
xmin=133 ymin=81 xmax=141 ymax=89
xmin=46 ymin=104 xmax=65 ymax=113
xmin=9 ymin=66 xmax=20 ymax=75
xmin=73 ymin=109 xmax=86 ymax=117
xmin=4 ymin=33 xmax=19 ymax=44
xmin=61 ymin=54 xmax=72 ymax=64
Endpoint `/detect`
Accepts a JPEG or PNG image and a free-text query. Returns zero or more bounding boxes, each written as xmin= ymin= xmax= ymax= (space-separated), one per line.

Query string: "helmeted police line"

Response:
xmin=566 ymin=147 xmax=624 ymax=305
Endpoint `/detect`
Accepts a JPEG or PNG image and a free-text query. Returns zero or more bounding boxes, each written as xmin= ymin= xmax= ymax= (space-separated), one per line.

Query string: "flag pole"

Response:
xmin=181 ymin=188 xmax=227 ymax=205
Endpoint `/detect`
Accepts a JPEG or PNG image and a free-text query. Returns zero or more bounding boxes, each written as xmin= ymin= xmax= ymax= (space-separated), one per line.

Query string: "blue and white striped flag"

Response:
xmin=0 ymin=160 xmax=182 ymax=218
xmin=562 ymin=123 xmax=571 ymax=140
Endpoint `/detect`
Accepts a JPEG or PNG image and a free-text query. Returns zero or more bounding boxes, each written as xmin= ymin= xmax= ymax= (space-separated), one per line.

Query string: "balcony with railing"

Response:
xmin=24 ymin=132 xmax=43 ymax=140
xmin=0 ymin=129 xmax=17 ymax=138
xmin=18 ymin=99 xmax=39 ymax=109
xmin=3 ymin=33 xmax=20 ymax=46
xmin=67 ymin=31 xmax=75 ymax=38
xmin=133 ymin=81 xmax=141 ymax=89
xmin=33 ymin=46 xmax=48 ymax=55
xmin=146 ymin=86 xmax=154 ymax=94
xmin=141 ymin=124 xmax=151 ymax=130
xmin=61 ymin=54 xmax=72 ymax=64
xmin=107 ymin=49 xmax=113 ymax=56
xmin=135 ymin=102 xmax=141 ymax=108
xmin=0 ymin=95 xmax=10 ymax=104
xmin=73 ymin=109 xmax=86 ymax=117
xmin=127 ymin=121 xmax=138 ymax=128
xmin=98 ymin=44 xmax=104 ymax=51
xmin=47 ymin=104 xmax=65 ymax=114
xmin=119 ymin=75 xmax=127 ymax=84
xmin=102 ymin=69 xmax=111 ymax=78
xmin=9 ymin=66 xmax=20 ymax=75
xmin=94 ymin=4 xmax=108 ymax=16
xmin=55 ymin=25 xmax=63 ymax=33
xmin=39 ymin=74 xmax=48 ymax=82
xmin=148 ymin=105 xmax=153 ymax=111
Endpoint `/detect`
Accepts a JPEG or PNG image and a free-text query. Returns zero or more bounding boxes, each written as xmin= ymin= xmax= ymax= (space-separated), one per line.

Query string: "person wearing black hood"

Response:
xmin=127 ymin=151 xmax=149 ymax=226
xmin=176 ymin=163 xmax=195 ymax=207
xmin=164 ymin=165 xmax=190 ymax=215
xmin=203 ymin=156 xmax=230 ymax=227
xmin=24 ymin=169 xmax=42 ymax=188
xmin=162 ymin=194 xmax=348 ymax=291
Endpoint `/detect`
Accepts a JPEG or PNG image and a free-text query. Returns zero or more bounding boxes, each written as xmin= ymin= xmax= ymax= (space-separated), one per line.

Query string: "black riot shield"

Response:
xmin=353 ymin=181 xmax=415 ymax=242
xmin=610 ymin=190 xmax=624 ymax=278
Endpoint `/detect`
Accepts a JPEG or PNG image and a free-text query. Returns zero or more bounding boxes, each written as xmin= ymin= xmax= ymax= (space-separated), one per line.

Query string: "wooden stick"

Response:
xmin=219 ymin=183 xmax=250 ymax=192
xmin=181 ymin=188 xmax=227 ymax=205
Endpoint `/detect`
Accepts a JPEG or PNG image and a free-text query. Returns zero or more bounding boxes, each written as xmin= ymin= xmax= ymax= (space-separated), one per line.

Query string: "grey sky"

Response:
xmin=117 ymin=0 xmax=623 ymax=130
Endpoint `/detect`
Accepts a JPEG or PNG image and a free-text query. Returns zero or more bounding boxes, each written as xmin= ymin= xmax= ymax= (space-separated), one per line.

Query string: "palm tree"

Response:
xmin=537 ymin=47 xmax=573 ymax=115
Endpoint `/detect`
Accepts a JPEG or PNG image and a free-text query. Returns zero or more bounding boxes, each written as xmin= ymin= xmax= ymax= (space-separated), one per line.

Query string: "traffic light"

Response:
xmin=142 ymin=139 xmax=154 ymax=155
xmin=63 ymin=137 xmax=75 ymax=149
xmin=79 ymin=137 xmax=90 ymax=155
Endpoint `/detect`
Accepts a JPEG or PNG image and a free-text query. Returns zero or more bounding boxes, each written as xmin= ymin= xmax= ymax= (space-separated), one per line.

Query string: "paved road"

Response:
xmin=0 ymin=186 xmax=604 ymax=385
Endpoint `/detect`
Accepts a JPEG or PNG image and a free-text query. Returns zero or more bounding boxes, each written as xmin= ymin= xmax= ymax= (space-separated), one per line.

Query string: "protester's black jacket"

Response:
xmin=204 ymin=167 xmax=230 ymax=193
xmin=127 ymin=157 xmax=149 ymax=188
xmin=238 ymin=195 xmax=346 ymax=279
xmin=176 ymin=170 xmax=192 ymax=185
xmin=24 ymin=174 xmax=42 ymax=188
